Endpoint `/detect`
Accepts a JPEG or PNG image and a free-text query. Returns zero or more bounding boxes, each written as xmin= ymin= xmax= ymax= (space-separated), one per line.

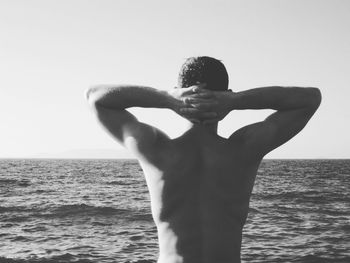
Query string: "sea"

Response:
xmin=0 ymin=159 xmax=349 ymax=263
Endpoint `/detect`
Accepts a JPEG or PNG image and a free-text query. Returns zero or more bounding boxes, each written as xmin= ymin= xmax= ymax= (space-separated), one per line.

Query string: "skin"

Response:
xmin=86 ymin=84 xmax=321 ymax=263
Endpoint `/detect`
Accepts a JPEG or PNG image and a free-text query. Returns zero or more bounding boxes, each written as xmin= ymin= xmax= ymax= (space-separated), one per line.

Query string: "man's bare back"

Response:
xmin=139 ymin=126 xmax=261 ymax=262
xmin=86 ymin=56 xmax=321 ymax=263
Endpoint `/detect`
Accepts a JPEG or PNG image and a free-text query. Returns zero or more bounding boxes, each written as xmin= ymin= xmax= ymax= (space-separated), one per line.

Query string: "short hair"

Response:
xmin=177 ymin=56 xmax=229 ymax=91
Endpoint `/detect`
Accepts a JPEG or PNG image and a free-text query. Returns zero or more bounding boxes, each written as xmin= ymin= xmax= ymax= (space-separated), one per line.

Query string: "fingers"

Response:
xmin=183 ymin=97 xmax=217 ymax=109
xmin=189 ymin=92 xmax=214 ymax=99
xmin=192 ymin=88 xmax=215 ymax=100
xmin=192 ymin=102 xmax=218 ymax=110
xmin=191 ymin=83 xmax=206 ymax=91
xmin=182 ymin=83 xmax=207 ymax=96
xmin=192 ymin=83 xmax=207 ymax=91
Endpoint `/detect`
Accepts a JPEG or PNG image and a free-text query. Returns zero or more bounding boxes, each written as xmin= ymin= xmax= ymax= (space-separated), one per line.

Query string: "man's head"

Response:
xmin=178 ymin=56 xmax=229 ymax=91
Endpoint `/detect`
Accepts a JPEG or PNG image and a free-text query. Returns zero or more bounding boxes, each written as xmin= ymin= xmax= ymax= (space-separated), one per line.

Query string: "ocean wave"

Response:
xmin=0 ymin=179 xmax=18 ymax=184
xmin=0 ymin=203 xmax=152 ymax=222
xmin=11 ymin=236 xmax=34 ymax=242
xmin=22 ymin=225 xmax=48 ymax=233
xmin=290 ymin=255 xmax=350 ymax=263
xmin=33 ymin=189 xmax=48 ymax=194
xmin=0 ymin=206 xmax=28 ymax=213
xmin=0 ymin=254 xmax=94 ymax=263
xmin=257 ymin=190 xmax=337 ymax=202
xmin=0 ymin=255 xmax=157 ymax=263
xmin=43 ymin=204 xmax=130 ymax=218
xmin=248 ymin=207 xmax=264 ymax=214
xmin=0 ymin=204 xmax=128 ymax=218
xmin=0 ymin=178 xmax=31 ymax=187
xmin=125 ymin=260 xmax=156 ymax=263
xmin=17 ymin=180 xmax=31 ymax=187
xmin=4 ymin=254 xmax=350 ymax=263
xmin=106 ymin=180 xmax=134 ymax=186
xmin=41 ymin=204 xmax=154 ymax=221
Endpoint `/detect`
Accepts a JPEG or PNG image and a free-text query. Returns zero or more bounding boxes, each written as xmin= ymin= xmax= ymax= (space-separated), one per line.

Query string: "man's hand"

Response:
xmin=178 ymin=86 xmax=235 ymax=124
xmin=168 ymin=84 xmax=219 ymax=123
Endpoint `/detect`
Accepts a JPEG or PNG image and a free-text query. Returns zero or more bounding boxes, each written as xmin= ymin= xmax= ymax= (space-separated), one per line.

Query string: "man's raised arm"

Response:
xmin=87 ymin=85 xmax=176 ymax=111
xmin=186 ymin=86 xmax=322 ymax=157
xmin=86 ymin=85 xmax=175 ymax=158
xmin=85 ymin=84 xmax=217 ymax=158
xmin=226 ymin=86 xmax=321 ymax=112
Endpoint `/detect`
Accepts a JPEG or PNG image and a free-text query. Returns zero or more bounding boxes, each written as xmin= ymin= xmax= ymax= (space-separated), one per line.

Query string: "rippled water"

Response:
xmin=0 ymin=159 xmax=349 ymax=263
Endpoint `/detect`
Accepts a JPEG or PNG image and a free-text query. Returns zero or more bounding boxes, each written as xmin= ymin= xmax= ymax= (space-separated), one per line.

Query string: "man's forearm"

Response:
xmin=230 ymin=86 xmax=322 ymax=111
xmin=86 ymin=85 xmax=175 ymax=110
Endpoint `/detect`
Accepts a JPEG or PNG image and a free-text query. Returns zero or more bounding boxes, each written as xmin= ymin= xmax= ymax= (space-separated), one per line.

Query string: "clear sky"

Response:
xmin=0 ymin=0 xmax=349 ymax=159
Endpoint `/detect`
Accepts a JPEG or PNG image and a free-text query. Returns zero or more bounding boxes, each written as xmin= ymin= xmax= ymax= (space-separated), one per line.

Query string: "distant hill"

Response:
xmin=30 ymin=148 xmax=135 ymax=159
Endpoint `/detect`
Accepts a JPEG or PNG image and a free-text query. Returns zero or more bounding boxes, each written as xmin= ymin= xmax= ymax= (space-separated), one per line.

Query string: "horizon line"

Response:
xmin=0 ymin=157 xmax=349 ymax=160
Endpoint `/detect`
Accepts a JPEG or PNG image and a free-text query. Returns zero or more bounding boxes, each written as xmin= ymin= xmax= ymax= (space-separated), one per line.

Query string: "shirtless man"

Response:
xmin=86 ymin=56 xmax=321 ymax=263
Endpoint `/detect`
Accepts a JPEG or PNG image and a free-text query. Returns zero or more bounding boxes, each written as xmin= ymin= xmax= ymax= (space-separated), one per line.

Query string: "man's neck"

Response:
xmin=186 ymin=122 xmax=218 ymax=135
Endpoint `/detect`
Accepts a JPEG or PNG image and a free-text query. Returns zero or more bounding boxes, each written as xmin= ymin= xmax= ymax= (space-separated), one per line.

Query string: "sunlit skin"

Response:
xmin=87 ymin=84 xmax=321 ymax=263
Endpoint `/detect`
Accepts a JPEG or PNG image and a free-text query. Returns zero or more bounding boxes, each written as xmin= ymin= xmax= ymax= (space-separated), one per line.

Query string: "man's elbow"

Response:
xmin=307 ymin=87 xmax=322 ymax=109
xmin=85 ymin=86 xmax=103 ymax=109
xmin=85 ymin=87 xmax=93 ymax=102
